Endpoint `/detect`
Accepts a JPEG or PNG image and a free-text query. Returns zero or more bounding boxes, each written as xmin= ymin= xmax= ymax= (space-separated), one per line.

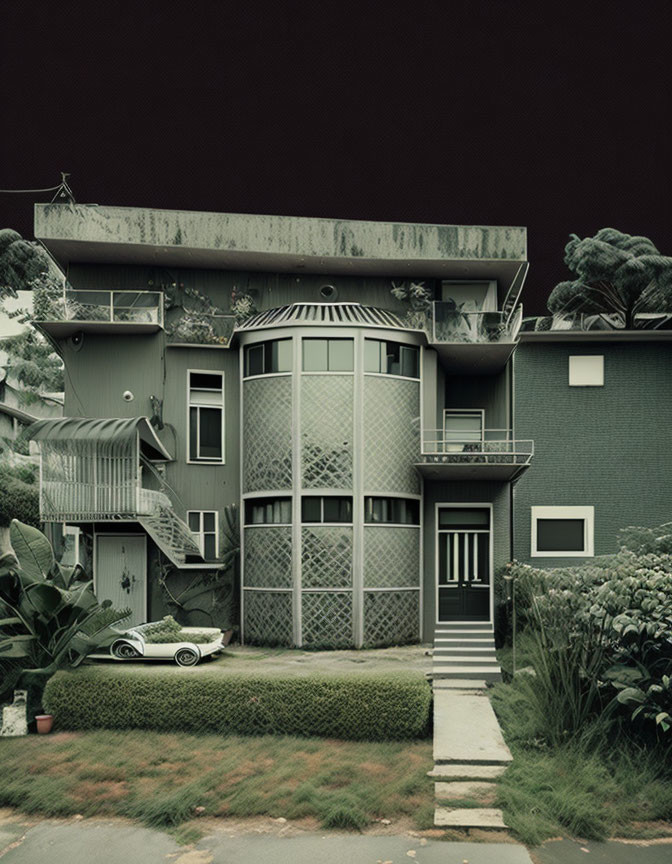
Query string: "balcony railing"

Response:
xmin=418 ymin=428 xmax=533 ymax=479
xmin=431 ymin=303 xmax=523 ymax=344
xmin=35 ymin=289 xmax=164 ymax=329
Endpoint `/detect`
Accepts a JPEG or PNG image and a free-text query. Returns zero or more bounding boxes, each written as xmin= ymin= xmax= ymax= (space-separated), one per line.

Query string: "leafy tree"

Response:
xmin=1 ymin=330 xmax=64 ymax=401
xmin=547 ymin=228 xmax=672 ymax=328
xmin=0 ymin=229 xmax=51 ymax=302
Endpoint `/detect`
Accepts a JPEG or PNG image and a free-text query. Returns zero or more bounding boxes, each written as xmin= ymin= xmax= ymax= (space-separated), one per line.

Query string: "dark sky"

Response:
xmin=1 ymin=1 xmax=670 ymax=315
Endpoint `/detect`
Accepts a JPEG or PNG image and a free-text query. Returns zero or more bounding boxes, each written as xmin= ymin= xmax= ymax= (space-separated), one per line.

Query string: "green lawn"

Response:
xmin=0 ymin=730 xmax=435 ymax=833
xmin=491 ymin=665 xmax=672 ymax=845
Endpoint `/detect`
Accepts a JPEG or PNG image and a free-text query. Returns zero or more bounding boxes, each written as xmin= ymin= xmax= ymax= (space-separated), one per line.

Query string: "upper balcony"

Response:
xmin=428 ymin=302 xmax=524 ymax=373
xmin=33 ymin=288 xmax=164 ymax=340
xmin=416 ymin=427 xmax=533 ymax=481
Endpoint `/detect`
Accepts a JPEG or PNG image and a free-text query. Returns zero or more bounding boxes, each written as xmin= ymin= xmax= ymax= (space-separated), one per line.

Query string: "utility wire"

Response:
xmin=0 ymin=185 xmax=62 ymax=193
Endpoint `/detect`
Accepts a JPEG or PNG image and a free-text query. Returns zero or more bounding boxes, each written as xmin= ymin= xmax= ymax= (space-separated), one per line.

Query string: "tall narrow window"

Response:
xmin=188 ymin=510 xmax=219 ymax=559
xmin=188 ymin=371 xmax=224 ymax=462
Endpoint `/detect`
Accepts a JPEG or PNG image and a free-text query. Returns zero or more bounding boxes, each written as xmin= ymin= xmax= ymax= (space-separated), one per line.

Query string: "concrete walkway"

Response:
xmin=430 ymin=679 xmax=513 ymax=829
xmin=0 ymin=817 xmax=535 ymax=864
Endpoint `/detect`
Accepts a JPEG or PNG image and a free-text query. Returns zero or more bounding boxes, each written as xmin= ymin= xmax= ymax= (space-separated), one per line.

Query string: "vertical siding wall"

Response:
xmin=514 ymin=340 xmax=672 ymax=564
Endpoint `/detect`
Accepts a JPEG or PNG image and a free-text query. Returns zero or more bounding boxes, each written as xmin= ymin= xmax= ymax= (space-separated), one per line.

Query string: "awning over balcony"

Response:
xmin=26 ymin=416 xmax=172 ymax=461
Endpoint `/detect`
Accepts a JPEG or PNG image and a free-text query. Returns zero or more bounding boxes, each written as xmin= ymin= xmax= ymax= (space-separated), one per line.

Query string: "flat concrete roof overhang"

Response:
xmin=430 ymin=341 xmax=518 ymax=373
xmin=415 ymin=461 xmax=531 ymax=482
xmin=35 ymin=204 xmax=527 ymax=282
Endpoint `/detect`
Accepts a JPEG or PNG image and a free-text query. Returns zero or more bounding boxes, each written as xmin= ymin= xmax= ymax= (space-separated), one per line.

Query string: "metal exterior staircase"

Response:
xmin=138 ymin=500 xmax=202 ymax=566
xmin=431 ymin=623 xmax=501 ymax=682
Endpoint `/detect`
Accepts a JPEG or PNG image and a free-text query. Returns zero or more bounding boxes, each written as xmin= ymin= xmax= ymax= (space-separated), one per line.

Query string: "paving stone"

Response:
xmin=434 ymin=806 xmax=508 ymax=828
xmin=427 ymin=763 xmax=509 ymax=779
xmin=434 ymin=780 xmax=496 ymax=799
xmin=433 ymin=689 xmax=513 ymax=764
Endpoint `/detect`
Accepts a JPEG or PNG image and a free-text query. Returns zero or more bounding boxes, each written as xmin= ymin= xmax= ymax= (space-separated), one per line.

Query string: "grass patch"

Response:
xmin=0 ymin=730 xmax=433 ymax=832
xmin=490 ymin=677 xmax=672 ymax=845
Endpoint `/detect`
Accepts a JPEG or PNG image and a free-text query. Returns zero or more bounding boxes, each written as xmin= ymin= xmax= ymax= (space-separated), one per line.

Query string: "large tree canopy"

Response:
xmin=0 ymin=229 xmax=52 ymax=301
xmin=547 ymin=228 xmax=672 ymax=328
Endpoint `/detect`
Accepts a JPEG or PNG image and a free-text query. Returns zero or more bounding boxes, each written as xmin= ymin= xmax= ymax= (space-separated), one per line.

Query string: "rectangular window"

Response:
xmin=443 ymin=410 xmax=484 ymax=451
xmin=364 ymin=497 xmax=420 ymax=525
xmin=569 ymin=355 xmax=604 ymax=386
xmin=188 ymin=371 xmax=224 ymax=462
xmin=531 ymin=506 xmax=594 ymax=557
xmin=244 ymin=339 xmax=292 ymax=377
xmin=244 ymin=497 xmax=292 ymax=525
xmin=302 ymin=339 xmax=353 ymax=371
xmin=188 ymin=510 xmax=219 ymax=559
xmin=301 ymin=496 xmax=352 ymax=523
xmin=364 ymin=339 xmax=419 ymax=378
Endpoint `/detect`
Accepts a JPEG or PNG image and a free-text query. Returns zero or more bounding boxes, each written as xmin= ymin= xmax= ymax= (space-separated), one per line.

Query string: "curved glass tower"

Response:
xmin=239 ymin=303 xmax=423 ymax=648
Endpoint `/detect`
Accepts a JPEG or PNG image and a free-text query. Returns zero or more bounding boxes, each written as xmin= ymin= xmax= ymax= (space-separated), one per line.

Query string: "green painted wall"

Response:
xmin=513 ymin=340 xmax=672 ymax=565
xmin=61 ymin=332 xmax=240 ymax=521
xmin=66 ymin=263 xmax=413 ymax=315
xmin=422 ymin=480 xmax=510 ymax=639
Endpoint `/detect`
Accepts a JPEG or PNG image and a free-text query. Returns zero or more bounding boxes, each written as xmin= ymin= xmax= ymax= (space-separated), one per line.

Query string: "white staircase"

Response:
xmin=139 ymin=502 xmax=202 ymax=566
xmin=431 ymin=623 xmax=501 ymax=682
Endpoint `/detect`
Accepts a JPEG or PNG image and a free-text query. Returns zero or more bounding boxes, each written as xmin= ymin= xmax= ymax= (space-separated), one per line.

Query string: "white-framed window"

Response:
xmin=364 ymin=339 xmax=419 ymax=378
xmin=569 ymin=355 xmax=604 ymax=386
xmin=531 ymin=506 xmax=594 ymax=557
xmin=187 ymin=510 xmax=219 ymax=559
xmin=188 ymin=370 xmax=224 ymax=463
xmin=443 ymin=409 xmax=484 ymax=452
xmin=244 ymin=339 xmax=292 ymax=377
xmin=301 ymin=496 xmax=352 ymax=523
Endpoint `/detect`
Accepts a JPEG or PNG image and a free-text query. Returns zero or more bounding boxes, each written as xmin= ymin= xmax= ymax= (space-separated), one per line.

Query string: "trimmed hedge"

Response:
xmin=43 ymin=666 xmax=432 ymax=741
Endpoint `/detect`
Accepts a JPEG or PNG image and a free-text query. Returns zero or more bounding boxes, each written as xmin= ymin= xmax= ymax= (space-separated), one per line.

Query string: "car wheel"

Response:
xmin=112 ymin=640 xmax=140 ymax=659
xmin=174 ymin=647 xmax=200 ymax=667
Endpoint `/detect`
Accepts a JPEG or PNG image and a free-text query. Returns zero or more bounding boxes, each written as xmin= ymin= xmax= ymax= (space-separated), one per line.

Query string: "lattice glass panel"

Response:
xmin=302 ymin=591 xmax=353 ymax=648
xmin=301 ymin=375 xmax=353 ymax=488
xmin=243 ymin=376 xmax=293 ymax=492
xmin=363 ymin=590 xmax=419 ymax=647
xmin=243 ymin=590 xmax=293 ymax=646
xmin=244 ymin=526 xmax=293 ymax=588
xmin=364 ymin=526 xmax=420 ymax=588
xmin=301 ymin=526 xmax=353 ymax=588
xmin=364 ymin=377 xmax=420 ymax=494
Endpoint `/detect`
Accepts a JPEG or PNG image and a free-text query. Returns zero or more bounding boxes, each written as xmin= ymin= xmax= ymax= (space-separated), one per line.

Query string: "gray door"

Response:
xmin=95 ymin=534 xmax=147 ymax=626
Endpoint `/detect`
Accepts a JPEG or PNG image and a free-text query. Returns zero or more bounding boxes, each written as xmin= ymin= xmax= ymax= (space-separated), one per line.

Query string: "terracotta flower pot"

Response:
xmin=35 ymin=714 xmax=53 ymax=734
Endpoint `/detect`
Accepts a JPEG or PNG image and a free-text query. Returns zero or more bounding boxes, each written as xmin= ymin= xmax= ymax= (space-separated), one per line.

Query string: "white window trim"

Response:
xmin=301 ymin=495 xmax=353 ymax=525
xmin=531 ymin=506 xmax=594 ymax=557
xmin=187 ymin=510 xmax=219 ymax=559
xmin=187 ymin=369 xmax=225 ymax=464
xmin=569 ymin=355 xmax=604 ymax=387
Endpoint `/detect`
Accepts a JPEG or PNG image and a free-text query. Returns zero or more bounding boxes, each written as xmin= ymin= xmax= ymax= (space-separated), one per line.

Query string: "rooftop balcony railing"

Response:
xmin=431 ymin=303 xmax=523 ymax=344
xmin=34 ymin=288 xmax=164 ymax=338
xmin=417 ymin=427 xmax=533 ymax=481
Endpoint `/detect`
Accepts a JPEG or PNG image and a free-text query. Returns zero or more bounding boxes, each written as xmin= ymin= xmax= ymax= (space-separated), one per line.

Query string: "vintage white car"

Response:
xmin=91 ymin=623 xmax=226 ymax=667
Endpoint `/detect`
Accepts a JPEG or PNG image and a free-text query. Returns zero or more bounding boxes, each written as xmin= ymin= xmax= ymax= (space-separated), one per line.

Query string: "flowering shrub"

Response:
xmin=502 ymin=529 xmax=672 ymax=739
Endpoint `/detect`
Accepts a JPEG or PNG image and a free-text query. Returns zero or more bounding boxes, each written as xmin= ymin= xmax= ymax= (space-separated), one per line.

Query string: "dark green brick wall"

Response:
xmin=513 ymin=340 xmax=672 ymax=565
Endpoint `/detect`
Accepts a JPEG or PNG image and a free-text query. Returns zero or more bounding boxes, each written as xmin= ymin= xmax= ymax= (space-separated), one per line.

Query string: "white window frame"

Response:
xmin=301 ymin=495 xmax=353 ymax=525
xmin=187 ymin=510 xmax=219 ymax=559
xmin=62 ymin=524 xmax=81 ymax=566
xmin=443 ymin=408 xmax=485 ymax=452
xmin=531 ymin=506 xmax=594 ymax=557
xmin=569 ymin=355 xmax=604 ymax=386
xmin=187 ymin=369 xmax=225 ymax=464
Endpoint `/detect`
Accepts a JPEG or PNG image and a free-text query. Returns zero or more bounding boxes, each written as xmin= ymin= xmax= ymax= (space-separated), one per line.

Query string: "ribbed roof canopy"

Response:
xmin=26 ymin=416 xmax=172 ymax=461
xmin=236 ymin=302 xmax=413 ymax=332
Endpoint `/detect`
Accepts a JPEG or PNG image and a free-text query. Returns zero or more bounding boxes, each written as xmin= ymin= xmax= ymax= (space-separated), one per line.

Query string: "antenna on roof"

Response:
xmin=50 ymin=173 xmax=75 ymax=204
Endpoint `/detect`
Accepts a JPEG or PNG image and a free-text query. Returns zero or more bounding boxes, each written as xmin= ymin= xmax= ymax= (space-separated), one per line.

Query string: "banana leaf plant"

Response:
xmin=0 ymin=519 xmax=130 ymax=712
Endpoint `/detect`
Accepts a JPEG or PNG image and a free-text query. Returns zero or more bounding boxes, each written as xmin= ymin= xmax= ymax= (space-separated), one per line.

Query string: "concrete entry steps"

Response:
xmin=430 ymin=623 xmax=502 ymax=681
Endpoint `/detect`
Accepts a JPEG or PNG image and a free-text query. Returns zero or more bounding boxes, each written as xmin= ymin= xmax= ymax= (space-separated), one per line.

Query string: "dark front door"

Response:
xmin=437 ymin=507 xmax=490 ymax=622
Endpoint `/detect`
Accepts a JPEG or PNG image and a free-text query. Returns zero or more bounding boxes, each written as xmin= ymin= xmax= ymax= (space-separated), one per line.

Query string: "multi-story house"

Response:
xmin=26 ymin=205 xmax=672 ymax=677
